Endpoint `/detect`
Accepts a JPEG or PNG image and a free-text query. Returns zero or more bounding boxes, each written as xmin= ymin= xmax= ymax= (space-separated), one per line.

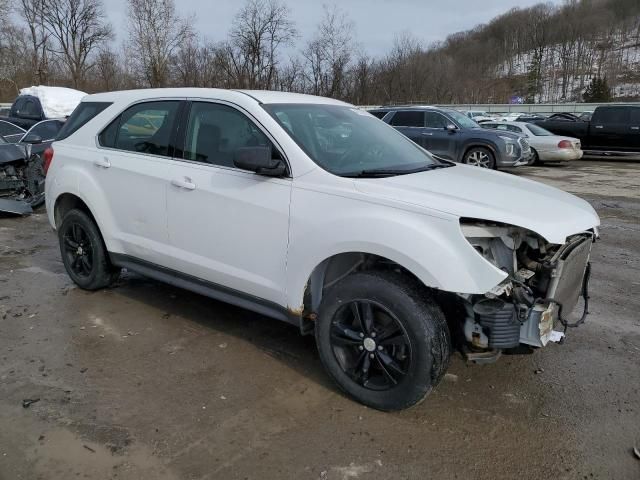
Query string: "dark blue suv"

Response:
xmin=369 ymin=106 xmax=531 ymax=169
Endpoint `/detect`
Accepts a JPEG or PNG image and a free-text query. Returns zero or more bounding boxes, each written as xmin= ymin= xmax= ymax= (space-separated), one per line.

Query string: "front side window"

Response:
xmin=264 ymin=104 xmax=444 ymax=177
xmin=389 ymin=111 xmax=424 ymax=127
xmin=183 ymin=102 xmax=274 ymax=168
xmin=443 ymin=109 xmax=479 ymax=128
xmin=99 ymin=101 xmax=179 ymax=156
xmin=424 ymin=112 xmax=448 ymax=129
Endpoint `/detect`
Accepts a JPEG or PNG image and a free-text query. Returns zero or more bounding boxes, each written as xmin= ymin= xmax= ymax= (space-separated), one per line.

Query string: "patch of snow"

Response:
xmin=19 ymin=86 xmax=86 ymax=119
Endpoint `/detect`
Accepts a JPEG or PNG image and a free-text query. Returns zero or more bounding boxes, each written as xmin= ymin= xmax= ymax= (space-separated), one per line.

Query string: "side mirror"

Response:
xmin=234 ymin=146 xmax=286 ymax=177
xmin=22 ymin=133 xmax=43 ymax=144
xmin=445 ymin=124 xmax=458 ymax=133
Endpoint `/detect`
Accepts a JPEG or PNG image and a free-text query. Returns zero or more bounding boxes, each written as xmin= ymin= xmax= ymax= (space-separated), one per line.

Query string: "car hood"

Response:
xmin=354 ymin=164 xmax=599 ymax=244
xmin=467 ymin=127 xmax=522 ymax=140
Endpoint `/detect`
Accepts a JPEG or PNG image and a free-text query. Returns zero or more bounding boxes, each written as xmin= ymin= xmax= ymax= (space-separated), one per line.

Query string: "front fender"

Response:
xmin=285 ymin=181 xmax=507 ymax=311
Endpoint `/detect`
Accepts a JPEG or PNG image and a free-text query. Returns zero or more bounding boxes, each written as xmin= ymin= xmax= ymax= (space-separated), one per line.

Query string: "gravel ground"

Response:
xmin=0 ymin=159 xmax=639 ymax=480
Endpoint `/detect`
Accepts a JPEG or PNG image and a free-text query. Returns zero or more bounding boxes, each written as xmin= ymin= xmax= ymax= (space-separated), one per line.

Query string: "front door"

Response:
xmin=164 ymin=101 xmax=291 ymax=306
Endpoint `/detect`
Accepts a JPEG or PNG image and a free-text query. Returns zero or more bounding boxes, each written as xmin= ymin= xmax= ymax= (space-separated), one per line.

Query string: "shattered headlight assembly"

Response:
xmin=499 ymin=135 xmax=518 ymax=157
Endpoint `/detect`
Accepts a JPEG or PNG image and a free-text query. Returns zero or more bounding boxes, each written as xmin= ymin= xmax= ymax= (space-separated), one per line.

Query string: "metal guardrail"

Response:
xmin=359 ymin=102 xmax=640 ymax=113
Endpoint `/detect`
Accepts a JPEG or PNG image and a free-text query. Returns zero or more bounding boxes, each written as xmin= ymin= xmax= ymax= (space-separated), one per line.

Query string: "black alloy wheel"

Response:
xmin=62 ymin=222 xmax=94 ymax=278
xmin=58 ymin=209 xmax=119 ymax=290
xmin=330 ymin=299 xmax=412 ymax=391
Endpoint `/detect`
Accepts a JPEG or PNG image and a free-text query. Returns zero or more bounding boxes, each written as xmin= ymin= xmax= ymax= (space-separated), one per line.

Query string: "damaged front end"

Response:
xmin=457 ymin=219 xmax=595 ymax=362
xmin=0 ymin=142 xmax=45 ymax=215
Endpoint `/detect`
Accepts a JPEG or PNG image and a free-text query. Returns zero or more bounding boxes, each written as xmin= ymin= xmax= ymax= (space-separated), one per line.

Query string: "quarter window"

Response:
xmin=183 ymin=102 xmax=275 ymax=168
xmin=99 ymin=101 xmax=179 ymax=156
xmin=390 ymin=111 xmax=424 ymax=127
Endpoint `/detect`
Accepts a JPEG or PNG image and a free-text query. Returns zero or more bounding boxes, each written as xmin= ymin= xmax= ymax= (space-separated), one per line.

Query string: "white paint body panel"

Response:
xmin=46 ymin=88 xmax=600 ymax=313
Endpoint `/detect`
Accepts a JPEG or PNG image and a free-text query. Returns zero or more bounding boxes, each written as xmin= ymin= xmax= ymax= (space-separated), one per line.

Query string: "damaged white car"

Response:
xmin=45 ymin=89 xmax=599 ymax=411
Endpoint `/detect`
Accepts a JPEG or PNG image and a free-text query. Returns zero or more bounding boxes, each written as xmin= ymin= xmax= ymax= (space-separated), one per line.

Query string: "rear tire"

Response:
xmin=463 ymin=147 xmax=496 ymax=169
xmin=58 ymin=209 xmax=119 ymax=290
xmin=315 ymin=271 xmax=451 ymax=411
xmin=530 ymin=148 xmax=542 ymax=165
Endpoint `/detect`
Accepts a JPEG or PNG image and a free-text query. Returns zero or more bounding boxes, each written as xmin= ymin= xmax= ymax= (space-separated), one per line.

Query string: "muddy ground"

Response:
xmin=1 ymin=159 xmax=639 ymax=480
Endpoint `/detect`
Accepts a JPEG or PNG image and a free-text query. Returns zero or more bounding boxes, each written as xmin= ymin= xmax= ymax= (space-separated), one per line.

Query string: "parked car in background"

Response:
xmin=0 ymin=107 xmax=10 ymax=117
xmin=45 ymin=88 xmax=599 ymax=411
xmin=533 ymin=105 xmax=640 ymax=153
xmin=497 ymin=112 xmax=525 ymax=121
xmin=481 ymin=121 xmax=583 ymax=163
xmin=0 ymin=86 xmax=85 ymax=129
xmin=461 ymin=110 xmax=494 ymax=123
xmin=513 ymin=114 xmax=547 ymax=122
xmin=0 ymin=119 xmax=65 ymax=214
xmin=0 ymin=119 xmax=26 ymax=143
xmin=369 ymin=106 xmax=531 ymax=169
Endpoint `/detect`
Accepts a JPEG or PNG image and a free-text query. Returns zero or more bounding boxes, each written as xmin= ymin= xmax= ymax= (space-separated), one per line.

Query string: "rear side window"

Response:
xmin=630 ymin=108 xmax=640 ymax=125
xmin=390 ymin=111 xmax=424 ymax=127
xmin=57 ymin=102 xmax=112 ymax=140
xmin=506 ymin=125 xmax=523 ymax=133
xmin=593 ymin=107 xmax=629 ymax=124
xmin=99 ymin=101 xmax=180 ymax=157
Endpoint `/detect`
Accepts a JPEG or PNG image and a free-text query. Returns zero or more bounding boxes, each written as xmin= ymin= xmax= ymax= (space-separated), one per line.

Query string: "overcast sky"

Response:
xmin=105 ymin=0 xmax=564 ymax=56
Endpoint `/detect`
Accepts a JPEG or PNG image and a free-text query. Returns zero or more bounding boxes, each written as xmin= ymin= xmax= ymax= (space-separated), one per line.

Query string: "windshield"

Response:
xmin=445 ymin=109 xmax=479 ymax=129
xmin=263 ymin=104 xmax=444 ymax=176
xmin=526 ymin=123 xmax=554 ymax=136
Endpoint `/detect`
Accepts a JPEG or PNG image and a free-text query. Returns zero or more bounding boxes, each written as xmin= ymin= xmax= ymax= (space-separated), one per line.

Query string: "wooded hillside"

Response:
xmin=0 ymin=0 xmax=638 ymax=104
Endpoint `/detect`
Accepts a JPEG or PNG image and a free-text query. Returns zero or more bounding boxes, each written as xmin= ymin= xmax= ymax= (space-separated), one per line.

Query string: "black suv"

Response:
xmin=369 ymin=106 xmax=531 ymax=169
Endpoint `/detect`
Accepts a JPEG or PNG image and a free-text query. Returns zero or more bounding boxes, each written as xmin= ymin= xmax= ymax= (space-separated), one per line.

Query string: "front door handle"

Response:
xmin=594 ymin=125 xmax=604 ymax=129
xmin=631 ymin=126 xmax=639 ymax=130
xmin=421 ymin=132 xmax=433 ymax=136
xmin=93 ymin=157 xmax=111 ymax=168
xmin=171 ymin=177 xmax=196 ymax=190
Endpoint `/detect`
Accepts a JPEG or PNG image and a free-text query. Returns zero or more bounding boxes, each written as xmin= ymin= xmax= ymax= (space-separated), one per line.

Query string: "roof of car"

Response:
xmin=84 ymin=88 xmax=349 ymax=106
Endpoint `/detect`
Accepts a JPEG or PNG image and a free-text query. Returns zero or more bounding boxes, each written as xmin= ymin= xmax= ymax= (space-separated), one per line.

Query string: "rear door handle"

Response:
xmin=594 ymin=125 xmax=604 ymax=129
xmin=631 ymin=126 xmax=639 ymax=130
xmin=171 ymin=177 xmax=196 ymax=190
xmin=93 ymin=157 xmax=111 ymax=168
xmin=421 ymin=132 xmax=433 ymax=136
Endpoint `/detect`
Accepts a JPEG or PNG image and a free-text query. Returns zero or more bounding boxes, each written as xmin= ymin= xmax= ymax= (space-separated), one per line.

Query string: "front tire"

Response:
xmin=58 ymin=209 xmax=119 ymax=290
xmin=463 ymin=147 xmax=496 ymax=169
xmin=315 ymin=271 xmax=451 ymax=411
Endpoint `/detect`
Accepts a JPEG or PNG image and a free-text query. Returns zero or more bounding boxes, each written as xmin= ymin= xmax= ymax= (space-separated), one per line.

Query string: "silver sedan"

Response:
xmin=481 ymin=121 xmax=583 ymax=164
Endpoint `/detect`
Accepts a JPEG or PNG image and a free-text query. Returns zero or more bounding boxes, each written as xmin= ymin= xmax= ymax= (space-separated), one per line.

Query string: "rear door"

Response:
xmin=94 ymin=100 xmax=181 ymax=264
xmin=589 ymin=107 xmax=630 ymax=150
xmin=388 ymin=111 xmax=428 ymax=149
xmin=163 ymin=100 xmax=291 ymax=306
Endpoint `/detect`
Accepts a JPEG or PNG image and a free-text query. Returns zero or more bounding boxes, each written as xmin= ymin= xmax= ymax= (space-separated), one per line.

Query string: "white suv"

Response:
xmin=45 ymin=89 xmax=599 ymax=411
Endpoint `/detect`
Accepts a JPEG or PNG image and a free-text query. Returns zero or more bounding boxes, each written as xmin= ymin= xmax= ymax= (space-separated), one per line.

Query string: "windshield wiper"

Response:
xmin=342 ymin=163 xmax=453 ymax=178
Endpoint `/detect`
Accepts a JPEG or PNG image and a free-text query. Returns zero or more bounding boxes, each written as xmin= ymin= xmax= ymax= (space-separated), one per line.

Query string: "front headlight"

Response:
xmin=499 ymin=136 xmax=518 ymax=157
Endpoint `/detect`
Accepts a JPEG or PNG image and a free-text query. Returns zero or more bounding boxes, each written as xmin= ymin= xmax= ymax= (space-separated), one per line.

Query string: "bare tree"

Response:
xmin=224 ymin=0 xmax=297 ymax=89
xmin=41 ymin=0 xmax=112 ymax=88
xmin=303 ymin=4 xmax=356 ymax=98
xmin=127 ymin=0 xmax=193 ymax=87
xmin=19 ymin=0 xmax=50 ymax=84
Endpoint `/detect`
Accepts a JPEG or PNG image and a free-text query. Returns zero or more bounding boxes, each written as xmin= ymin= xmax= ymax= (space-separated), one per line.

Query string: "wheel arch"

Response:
xmin=54 ymin=193 xmax=97 ymax=229
xmin=459 ymin=141 xmax=498 ymax=163
xmin=295 ymin=250 xmax=438 ymax=335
